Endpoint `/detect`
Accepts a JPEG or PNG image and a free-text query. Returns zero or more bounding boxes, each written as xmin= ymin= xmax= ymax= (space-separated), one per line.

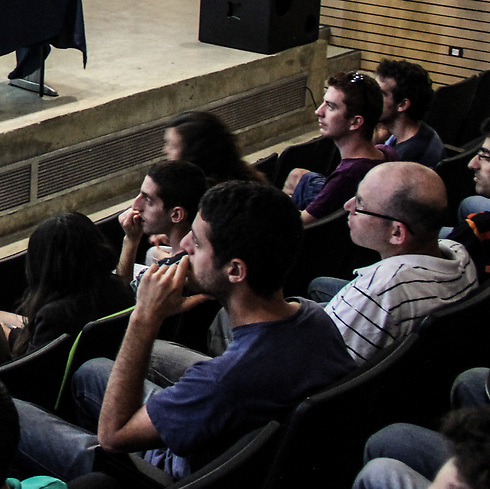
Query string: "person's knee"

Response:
xmin=283 ymin=168 xmax=310 ymax=196
xmin=72 ymin=358 xmax=114 ymax=400
xmin=364 ymin=424 xmax=419 ymax=463
xmin=451 ymin=367 xmax=490 ymax=409
xmin=354 ymin=458 xmax=430 ymax=489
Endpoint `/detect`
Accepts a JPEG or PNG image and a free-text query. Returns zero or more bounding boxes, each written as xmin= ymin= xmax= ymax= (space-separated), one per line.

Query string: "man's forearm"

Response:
xmin=98 ymin=310 xmax=160 ymax=449
xmin=116 ymin=236 xmax=141 ymax=283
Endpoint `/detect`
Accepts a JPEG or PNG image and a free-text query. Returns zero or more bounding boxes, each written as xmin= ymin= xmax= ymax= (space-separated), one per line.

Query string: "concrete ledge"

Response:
xmin=0 ymin=40 xmax=327 ymax=238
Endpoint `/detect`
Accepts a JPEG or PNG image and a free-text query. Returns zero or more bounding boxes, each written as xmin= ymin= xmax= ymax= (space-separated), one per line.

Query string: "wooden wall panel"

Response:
xmin=321 ymin=0 xmax=490 ymax=86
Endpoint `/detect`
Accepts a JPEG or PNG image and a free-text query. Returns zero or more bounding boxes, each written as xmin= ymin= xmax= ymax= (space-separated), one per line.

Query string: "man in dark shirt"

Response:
xmin=282 ymin=71 xmax=398 ymax=225
xmin=13 ymin=182 xmax=356 ymax=482
xmin=375 ymin=58 xmax=445 ymax=168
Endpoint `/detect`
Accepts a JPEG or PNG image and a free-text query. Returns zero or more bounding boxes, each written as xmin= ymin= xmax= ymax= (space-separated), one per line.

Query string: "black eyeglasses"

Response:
xmin=354 ymin=208 xmax=415 ymax=235
xmin=477 ymin=149 xmax=490 ymax=162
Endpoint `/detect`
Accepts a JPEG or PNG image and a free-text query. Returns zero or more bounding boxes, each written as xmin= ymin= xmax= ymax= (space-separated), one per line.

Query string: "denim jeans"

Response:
xmin=307 ymin=277 xmax=350 ymax=303
xmin=458 ymin=195 xmax=490 ymax=222
xmin=451 ymin=367 xmax=490 ymax=409
xmin=148 ymin=340 xmax=211 ymax=388
xmin=15 ymin=358 xmax=164 ymax=482
xmin=363 ymin=423 xmax=450 ymax=481
xmin=353 ymin=458 xmax=431 ymax=489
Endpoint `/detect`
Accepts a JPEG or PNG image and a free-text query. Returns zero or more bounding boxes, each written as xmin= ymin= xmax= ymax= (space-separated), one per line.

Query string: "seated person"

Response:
xmin=353 ymin=371 xmax=490 ymax=489
xmin=162 ymin=111 xmax=267 ymax=186
xmin=13 ymin=181 xmax=356 ymax=482
xmin=148 ymin=111 xmax=267 ymax=263
xmin=309 ymin=162 xmax=478 ymax=364
xmin=282 ymin=71 xmax=398 ymax=225
xmin=374 ymin=58 xmax=445 ymax=168
xmin=209 ymin=163 xmax=478 ymax=364
xmin=116 ymin=160 xmax=208 ymax=289
xmin=444 ymin=119 xmax=490 ymax=280
xmin=0 ymin=212 xmax=134 ymax=362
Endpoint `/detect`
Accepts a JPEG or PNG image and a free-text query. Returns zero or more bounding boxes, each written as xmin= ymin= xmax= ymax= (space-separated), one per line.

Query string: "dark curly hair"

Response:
xmin=199 ymin=181 xmax=303 ymax=297
xmin=442 ymin=406 xmax=490 ymax=489
xmin=376 ymin=59 xmax=434 ymax=121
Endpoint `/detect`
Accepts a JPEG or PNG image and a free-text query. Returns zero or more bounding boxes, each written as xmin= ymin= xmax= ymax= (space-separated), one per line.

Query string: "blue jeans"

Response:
xmin=291 ymin=172 xmax=326 ymax=210
xmin=457 ymin=195 xmax=490 ymax=222
xmin=363 ymin=423 xmax=450 ymax=481
xmin=148 ymin=340 xmax=210 ymax=388
xmin=353 ymin=458 xmax=431 ymax=489
xmin=15 ymin=358 xmax=164 ymax=482
xmin=307 ymin=277 xmax=349 ymax=303
xmin=451 ymin=367 xmax=490 ymax=409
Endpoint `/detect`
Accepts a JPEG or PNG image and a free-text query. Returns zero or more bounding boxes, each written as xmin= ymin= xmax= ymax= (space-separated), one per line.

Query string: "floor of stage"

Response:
xmin=0 ymin=0 xmax=358 ymax=255
xmin=0 ymin=0 xmax=268 ymax=134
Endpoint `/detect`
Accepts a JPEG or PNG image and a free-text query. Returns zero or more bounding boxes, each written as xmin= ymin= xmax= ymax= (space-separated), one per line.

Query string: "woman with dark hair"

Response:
xmin=163 ymin=111 xmax=268 ymax=185
xmin=0 ymin=212 xmax=134 ymax=360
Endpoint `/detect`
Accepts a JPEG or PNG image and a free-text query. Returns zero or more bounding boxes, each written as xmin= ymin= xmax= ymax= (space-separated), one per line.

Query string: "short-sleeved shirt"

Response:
xmin=301 ymin=144 xmax=399 ymax=219
xmin=145 ymin=298 xmax=356 ymax=479
xmin=386 ymin=122 xmax=445 ymax=168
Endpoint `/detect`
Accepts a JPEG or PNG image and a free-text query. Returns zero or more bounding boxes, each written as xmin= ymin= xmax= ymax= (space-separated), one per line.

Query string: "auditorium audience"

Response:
xmin=282 ymin=71 xmax=398 ymax=224
xmin=12 ymin=181 xmax=356 ymax=482
xmin=0 ymin=212 xmax=134 ymax=362
xmin=374 ymin=58 xmax=445 ymax=167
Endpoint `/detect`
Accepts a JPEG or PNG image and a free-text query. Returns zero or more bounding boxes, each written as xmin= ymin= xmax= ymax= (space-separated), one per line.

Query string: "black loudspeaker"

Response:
xmin=198 ymin=0 xmax=320 ymax=55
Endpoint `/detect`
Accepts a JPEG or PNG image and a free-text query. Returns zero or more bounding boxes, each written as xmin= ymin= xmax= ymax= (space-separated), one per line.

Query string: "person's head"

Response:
xmin=17 ymin=212 xmax=119 ymax=354
xmin=344 ymin=161 xmax=448 ymax=258
xmin=0 ymin=382 xmax=19 ymax=489
xmin=468 ymin=118 xmax=490 ymax=197
xmin=132 ymin=160 xmax=208 ymax=235
xmin=315 ymin=71 xmax=383 ymax=141
xmin=375 ymin=59 xmax=434 ymax=124
xmin=429 ymin=406 xmax=490 ymax=489
xmin=181 ymin=181 xmax=303 ymax=300
xmin=163 ymin=111 xmax=266 ymax=185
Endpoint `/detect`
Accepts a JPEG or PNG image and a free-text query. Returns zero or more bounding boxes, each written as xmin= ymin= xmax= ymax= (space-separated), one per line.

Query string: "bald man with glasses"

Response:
xmin=309 ymin=161 xmax=479 ymax=365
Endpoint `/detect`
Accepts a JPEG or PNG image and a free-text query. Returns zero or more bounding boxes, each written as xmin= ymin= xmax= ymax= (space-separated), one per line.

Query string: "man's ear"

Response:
xmin=226 ymin=258 xmax=247 ymax=284
xmin=170 ymin=206 xmax=187 ymax=224
xmin=389 ymin=221 xmax=408 ymax=246
xmin=350 ymin=115 xmax=364 ymax=131
xmin=397 ymin=98 xmax=411 ymax=113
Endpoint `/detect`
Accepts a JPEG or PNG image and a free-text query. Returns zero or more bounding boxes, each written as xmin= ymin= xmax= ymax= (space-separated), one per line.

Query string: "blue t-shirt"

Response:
xmin=145 ymin=298 xmax=356 ymax=479
xmin=386 ymin=122 xmax=445 ymax=168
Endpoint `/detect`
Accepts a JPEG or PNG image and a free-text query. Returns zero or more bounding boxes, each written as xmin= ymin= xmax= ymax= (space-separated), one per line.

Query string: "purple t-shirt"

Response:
xmin=305 ymin=145 xmax=399 ymax=219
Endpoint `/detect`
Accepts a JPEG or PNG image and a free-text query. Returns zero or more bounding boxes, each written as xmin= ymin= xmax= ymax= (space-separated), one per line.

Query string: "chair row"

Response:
xmin=425 ymin=69 xmax=490 ymax=150
xmin=252 ymin=135 xmax=340 ymax=189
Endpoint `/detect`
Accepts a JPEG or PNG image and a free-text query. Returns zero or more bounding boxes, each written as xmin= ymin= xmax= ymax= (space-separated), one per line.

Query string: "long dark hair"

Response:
xmin=166 ymin=111 xmax=267 ymax=185
xmin=13 ymin=212 xmax=118 ymax=355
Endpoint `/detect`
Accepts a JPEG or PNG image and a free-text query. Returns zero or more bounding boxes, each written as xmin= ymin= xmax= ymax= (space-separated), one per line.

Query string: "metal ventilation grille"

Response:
xmin=38 ymin=124 xmax=167 ymax=198
xmin=4 ymin=73 xmax=309 ymax=207
xmin=0 ymin=166 xmax=31 ymax=212
xmin=210 ymin=75 xmax=308 ymax=131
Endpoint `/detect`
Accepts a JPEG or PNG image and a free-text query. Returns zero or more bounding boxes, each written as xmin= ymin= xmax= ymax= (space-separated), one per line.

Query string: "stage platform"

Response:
xmin=0 ymin=0 xmax=328 ymax=244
